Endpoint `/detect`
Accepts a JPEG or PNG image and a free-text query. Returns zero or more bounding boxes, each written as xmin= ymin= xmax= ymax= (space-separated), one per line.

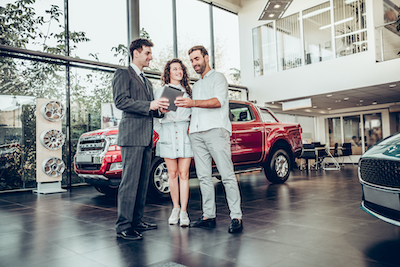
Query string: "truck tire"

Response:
xmin=94 ymin=185 xmax=118 ymax=196
xmin=264 ymin=148 xmax=290 ymax=184
xmin=148 ymin=156 xmax=170 ymax=199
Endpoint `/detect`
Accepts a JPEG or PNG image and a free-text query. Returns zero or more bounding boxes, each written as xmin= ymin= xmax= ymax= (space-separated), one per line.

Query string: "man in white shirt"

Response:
xmin=175 ymin=45 xmax=243 ymax=233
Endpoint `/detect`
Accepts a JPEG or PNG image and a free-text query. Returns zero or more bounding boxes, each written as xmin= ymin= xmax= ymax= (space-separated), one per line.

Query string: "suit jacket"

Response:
xmin=113 ymin=66 xmax=160 ymax=147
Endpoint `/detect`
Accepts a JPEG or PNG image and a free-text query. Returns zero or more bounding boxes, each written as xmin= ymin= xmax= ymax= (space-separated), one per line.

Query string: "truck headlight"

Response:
xmin=109 ymin=162 xmax=123 ymax=171
xmin=106 ymin=135 xmax=118 ymax=147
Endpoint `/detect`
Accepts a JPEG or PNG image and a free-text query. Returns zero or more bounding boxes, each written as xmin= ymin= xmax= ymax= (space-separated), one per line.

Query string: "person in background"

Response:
xmin=154 ymin=59 xmax=193 ymax=227
xmin=350 ymin=135 xmax=359 ymax=147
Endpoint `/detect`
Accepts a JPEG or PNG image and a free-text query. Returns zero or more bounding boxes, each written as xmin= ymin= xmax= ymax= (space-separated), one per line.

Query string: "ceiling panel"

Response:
xmin=264 ymin=81 xmax=400 ymax=115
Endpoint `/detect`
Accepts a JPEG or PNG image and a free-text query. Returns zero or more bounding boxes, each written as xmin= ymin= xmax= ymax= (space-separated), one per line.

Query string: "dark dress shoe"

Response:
xmin=117 ymin=228 xmax=143 ymax=240
xmin=132 ymin=221 xmax=157 ymax=231
xmin=228 ymin=219 xmax=243 ymax=233
xmin=190 ymin=217 xmax=216 ymax=228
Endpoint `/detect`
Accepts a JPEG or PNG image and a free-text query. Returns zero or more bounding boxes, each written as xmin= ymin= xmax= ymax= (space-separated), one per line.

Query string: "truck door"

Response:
xmin=230 ymin=103 xmax=263 ymax=164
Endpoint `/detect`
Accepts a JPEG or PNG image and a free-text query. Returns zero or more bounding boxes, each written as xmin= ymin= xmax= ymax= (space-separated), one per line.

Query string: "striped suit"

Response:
xmin=113 ymin=65 xmax=160 ymax=233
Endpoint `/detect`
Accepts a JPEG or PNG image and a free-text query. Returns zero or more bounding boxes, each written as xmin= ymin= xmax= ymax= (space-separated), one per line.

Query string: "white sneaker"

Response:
xmin=168 ymin=208 xmax=180 ymax=225
xmin=180 ymin=211 xmax=190 ymax=227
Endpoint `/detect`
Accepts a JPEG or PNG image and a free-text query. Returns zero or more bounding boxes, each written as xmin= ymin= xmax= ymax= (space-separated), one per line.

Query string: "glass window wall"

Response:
xmin=333 ymin=0 xmax=367 ymax=57
xmin=276 ymin=13 xmax=302 ymax=71
xmin=251 ymin=22 xmax=276 ymax=77
xmin=252 ymin=0 xmax=370 ymax=75
xmin=0 ymin=57 xmax=66 ymax=190
xmin=0 ymin=0 xmax=243 ymax=192
xmin=303 ymin=2 xmax=333 ymax=65
xmin=261 ymin=23 xmax=277 ymax=75
xmin=214 ymin=7 xmax=241 ymax=85
xmin=375 ymin=0 xmax=400 ymax=62
xmin=364 ymin=113 xmax=382 ymax=150
xmin=343 ymin=115 xmax=362 ymax=154
xmin=177 ymin=0 xmax=211 ymax=78
xmin=140 ymin=0 xmax=173 ymax=72
xmin=69 ymin=0 xmax=127 ymax=65
xmin=1 ymin=0 xmax=64 ymax=53
xmin=325 ymin=117 xmax=341 ymax=147
xmin=252 ymin=27 xmax=262 ymax=77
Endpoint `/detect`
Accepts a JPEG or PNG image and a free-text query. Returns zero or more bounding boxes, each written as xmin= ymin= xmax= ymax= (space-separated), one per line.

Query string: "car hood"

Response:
xmin=362 ymin=132 xmax=400 ymax=162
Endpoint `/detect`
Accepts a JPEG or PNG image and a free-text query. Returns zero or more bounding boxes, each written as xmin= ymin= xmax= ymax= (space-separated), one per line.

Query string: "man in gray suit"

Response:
xmin=113 ymin=38 xmax=169 ymax=240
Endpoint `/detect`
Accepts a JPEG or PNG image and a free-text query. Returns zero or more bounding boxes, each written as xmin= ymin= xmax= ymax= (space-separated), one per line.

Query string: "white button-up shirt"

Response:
xmin=189 ymin=69 xmax=232 ymax=135
xmin=130 ymin=62 xmax=144 ymax=81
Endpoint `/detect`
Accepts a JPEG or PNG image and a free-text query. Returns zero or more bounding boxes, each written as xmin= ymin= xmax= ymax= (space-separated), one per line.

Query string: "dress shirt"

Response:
xmin=189 ymin=69 xmax=232 ymax=135
xmin=153 ymin=84 xmax=191 ymax=133
xmin=130 ymin=62 xmax=145 ymax=82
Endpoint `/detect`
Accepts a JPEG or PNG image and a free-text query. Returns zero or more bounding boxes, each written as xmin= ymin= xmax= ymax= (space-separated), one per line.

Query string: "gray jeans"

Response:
xmin=189 ymin=128 xmax=242 ymax=220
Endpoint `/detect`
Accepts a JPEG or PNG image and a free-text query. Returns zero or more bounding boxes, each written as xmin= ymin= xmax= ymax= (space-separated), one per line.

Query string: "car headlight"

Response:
xmin=106 ymin=135 xmax=118 ymax=146
xmin=109 ymin=162 xmax=123 ymax=171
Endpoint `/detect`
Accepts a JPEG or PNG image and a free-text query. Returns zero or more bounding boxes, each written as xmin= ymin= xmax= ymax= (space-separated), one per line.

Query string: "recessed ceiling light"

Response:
xmin=269 ymin=14 xmax=275 ymax=17
xmin=372 ymin=102 xmax=377 ymax=105
xmin=274 ymin=4 xmax=281 ymax=8
xmin=327 ymin=94 xmax=332 ymax=97
xmin=359 ymin=100 xmax=363 ymax=102
xmin=327 ymin=108 xmax=331 ymax=110
xmin=313 ymin=106 xmax=317 ymax=108
xmin=389 ymin=84 xmax=396 ymax=88
xmin=344 ymin=97 xmax=349 ymax=100
xmin=335 ymin=100 xmax=341 ymax=103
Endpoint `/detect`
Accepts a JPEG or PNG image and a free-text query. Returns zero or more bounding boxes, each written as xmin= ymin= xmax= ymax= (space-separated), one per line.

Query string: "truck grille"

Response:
xmin=78 ymin=136 xmax=106 ymax=153
xmin=76 ymin=164 xmax=102 ymax=171
xmin=359 ymin=158 xmax=400 ymax=188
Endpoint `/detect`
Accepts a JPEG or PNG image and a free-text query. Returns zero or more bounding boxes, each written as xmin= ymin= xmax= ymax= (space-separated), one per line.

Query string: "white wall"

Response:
xmin=238 ymin=0 xmax=400 ymax=105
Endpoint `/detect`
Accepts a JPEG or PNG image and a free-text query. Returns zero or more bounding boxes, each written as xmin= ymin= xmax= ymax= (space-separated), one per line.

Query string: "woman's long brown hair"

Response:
xmin=161 ymin=59 xmax=192 ymax=98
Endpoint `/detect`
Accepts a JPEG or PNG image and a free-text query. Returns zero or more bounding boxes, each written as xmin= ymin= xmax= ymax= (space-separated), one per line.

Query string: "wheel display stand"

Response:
xmin=33 ymin=99 xmax=67 ymax=194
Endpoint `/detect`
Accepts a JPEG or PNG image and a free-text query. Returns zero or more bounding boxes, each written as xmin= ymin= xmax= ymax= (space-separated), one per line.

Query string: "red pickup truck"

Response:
xmin=74 ymin=100 xmax=303 ymax=198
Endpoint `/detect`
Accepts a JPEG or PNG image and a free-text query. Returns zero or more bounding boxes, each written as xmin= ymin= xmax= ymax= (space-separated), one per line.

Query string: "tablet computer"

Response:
xmin=160 ymin=86 xmax=184 ymax=111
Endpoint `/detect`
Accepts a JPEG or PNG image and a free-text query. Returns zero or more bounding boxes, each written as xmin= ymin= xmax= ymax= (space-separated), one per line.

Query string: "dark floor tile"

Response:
xmin=28 ymin=254 xmax=107 ymax=267
xmin=0 ymin=203 xmax=34 ymax=214
xmin=82 ymin=237 xmax=188 ymax=267
xmin=0 ymin=165 xmax=398 ymax=267
xmin=150 ymin=250 xmax=251 ymax=267
xmin=285 ymin=247 xmax=396 ymax=267
xmin=198 ymin=235 xmax=302 ymax=267
xmin=51 ymin=229 xmax=127 ymax=254
xmin=0 ymin=240 xmax=78 ymax=267
xmin=246 ymin=223 xmax=343 ymax=248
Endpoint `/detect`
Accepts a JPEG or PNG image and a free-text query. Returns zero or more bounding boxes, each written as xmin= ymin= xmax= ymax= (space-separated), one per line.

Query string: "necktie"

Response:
xmin=140 ymin=73 xmax=149 ymax=93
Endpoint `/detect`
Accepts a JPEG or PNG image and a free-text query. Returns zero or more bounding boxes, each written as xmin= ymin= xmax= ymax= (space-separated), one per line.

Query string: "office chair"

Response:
xmin=314 ymin=143 xmax=327 ymax=169
xmin=341 ymin=142 xmax=354 ymax=165
xmin=299 ymin=144 xmax=317 ymax=171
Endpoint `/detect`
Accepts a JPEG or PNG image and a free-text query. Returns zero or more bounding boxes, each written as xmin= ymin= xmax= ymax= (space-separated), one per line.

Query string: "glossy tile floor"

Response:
xmin=1 ymin=166 xmax=400 ymax=267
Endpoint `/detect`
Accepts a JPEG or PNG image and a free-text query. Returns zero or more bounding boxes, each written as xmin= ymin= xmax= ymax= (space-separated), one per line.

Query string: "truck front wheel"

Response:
xmin=148 ymin=156 xmax=170 ymax=199
xmin=264 ymin=149 xmax=290 ymax=184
